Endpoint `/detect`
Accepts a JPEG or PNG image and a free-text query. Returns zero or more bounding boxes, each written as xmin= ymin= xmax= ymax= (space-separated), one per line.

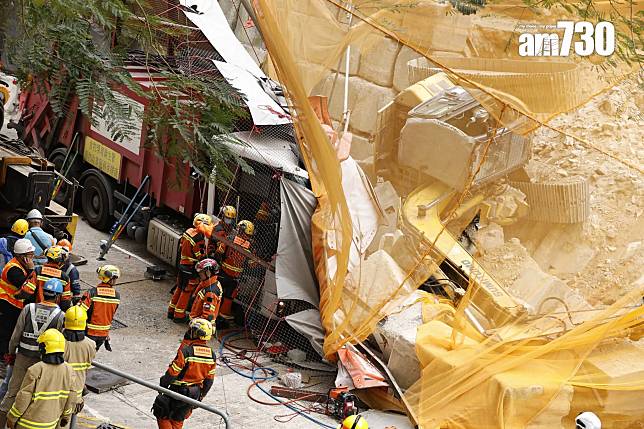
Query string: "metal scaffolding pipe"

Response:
xmin=91 ymin=361 xmax=230 ymax=428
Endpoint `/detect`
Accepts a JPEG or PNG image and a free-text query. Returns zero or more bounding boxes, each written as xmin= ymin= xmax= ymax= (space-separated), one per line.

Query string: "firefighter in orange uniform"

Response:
xmin=153 ymin=319 xmax=216 ymax=429
xmin=79 ymin=265 xmax=121 ymax=351
xmin=14 ymin=246 xmax=71 ymax=311
xmin=168 ymin=214 xmax=213 ymax=323
xmin=189 ymin=259 xmax=222 ymax=323
xmin=218 ymin=220 xmax=254 ymax=323
xmin=211 ymin=206 xmax=237 ymax=263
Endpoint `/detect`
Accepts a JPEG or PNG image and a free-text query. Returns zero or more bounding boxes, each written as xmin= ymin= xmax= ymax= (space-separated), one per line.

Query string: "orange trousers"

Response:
xmin=157 ymin=409 xmax=192 ymax=429
xmin=168 ymin=280 xmax=198 ymax=322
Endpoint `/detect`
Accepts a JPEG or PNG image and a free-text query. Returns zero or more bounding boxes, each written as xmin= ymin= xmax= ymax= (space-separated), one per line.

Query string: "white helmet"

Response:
xmin=14 ymin=239 xmax=36 ymax=255
xmin=576 ymin=412 xmax=601 ymax=429
xmin=26 ymin=209 xmax=43 ymax=221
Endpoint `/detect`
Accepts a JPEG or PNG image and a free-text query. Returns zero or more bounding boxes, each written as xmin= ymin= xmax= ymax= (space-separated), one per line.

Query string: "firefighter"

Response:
xmin=338 ymin=415 xmax=369 ymax=429
xmin=5 ymin=220 xmax=29 ymax=255
xmin=79 ymin=265 xmax=121 ymax=351
xmin=0 ymin=240 xmax=35 ymax=361
xmin=6 ymin=329 xmax=79 ymax=429
xmin=24 ymin=210 xmax=55 ymax=265
xmin=218 ymin=220 xmax=255 ymax=322
xmin=211 ymin=205 xmax=237 ymax=262
xmin=253 ymin=201 xmax=277 ymax=260
xmin=0 ymin=279 xmax=65 ymax=426
xmin=168 ymin=214 xmax=214 ymax=323
xmin=57 ymin=240 xmax=81 ymax=303
xmin=153 ymin=318 xmax=216 ymax=429
xmin=14 ymin=245 xmax=71 ymax=311
xmin=189 ymin=259 xmax=222 ymax=323
xmin=60 ymin=306 xmax=95 ymax=428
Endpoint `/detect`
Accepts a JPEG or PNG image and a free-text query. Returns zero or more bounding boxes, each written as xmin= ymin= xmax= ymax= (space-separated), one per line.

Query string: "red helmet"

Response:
xmin=195 ymin=258 xmax=219 ymax=274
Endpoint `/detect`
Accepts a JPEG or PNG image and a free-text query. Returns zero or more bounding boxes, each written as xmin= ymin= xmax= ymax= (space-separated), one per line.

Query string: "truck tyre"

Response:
xmin=81 ymin=171 xmax=114 ymax=230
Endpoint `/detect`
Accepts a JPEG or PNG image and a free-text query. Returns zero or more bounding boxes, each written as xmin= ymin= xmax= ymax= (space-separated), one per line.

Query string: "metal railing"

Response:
xmin=83 ymin=361 xmax=230 ymax=428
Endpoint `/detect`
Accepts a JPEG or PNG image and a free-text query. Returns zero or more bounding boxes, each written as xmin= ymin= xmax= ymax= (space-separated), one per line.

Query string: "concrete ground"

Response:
xmin=69 ymin=219 xmax=339 ymax=429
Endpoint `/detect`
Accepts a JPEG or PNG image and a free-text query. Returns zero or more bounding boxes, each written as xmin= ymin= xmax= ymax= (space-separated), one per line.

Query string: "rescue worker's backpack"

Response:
xmin=151 ymin=393 xmax=172 ymax=419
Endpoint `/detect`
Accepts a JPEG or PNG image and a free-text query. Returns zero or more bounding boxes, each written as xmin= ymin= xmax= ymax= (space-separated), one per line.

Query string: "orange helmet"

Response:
xmin=58 ymin=239 xmax=72 ymax=252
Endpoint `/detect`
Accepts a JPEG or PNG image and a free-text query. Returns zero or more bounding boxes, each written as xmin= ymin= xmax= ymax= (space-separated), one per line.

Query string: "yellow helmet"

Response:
xmin=189 ymin=318 xmax=213 ymax=341
xmin=65 ymin=306 xmax=88 ymax=331
xmin=338 ymin=415 xmax=368 ymax=429
xmin=193 ymin=213 xmax=213 ymax=227
xmin=221 ymin=206 xmax=236 ymax=220
xmin=11 ymin=219 xmax=29 ymax=236
xmin=237 ymin=220 xmax=254 ymax=236
xmin=45 ymin=246 xmax=66 ymax=264
xmin=97 ymin=265 xmax=120 ymax=283
xmin=38 ymin=328 xmax=66 ymax=354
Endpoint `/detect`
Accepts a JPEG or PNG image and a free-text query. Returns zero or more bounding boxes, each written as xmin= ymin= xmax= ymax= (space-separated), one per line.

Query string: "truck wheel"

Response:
xmin=81 ymin=172 xmax=113 ymax=230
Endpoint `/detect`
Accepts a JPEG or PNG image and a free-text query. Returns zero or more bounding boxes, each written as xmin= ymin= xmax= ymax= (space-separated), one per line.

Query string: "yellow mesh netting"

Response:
xmin=252 ymin=0 xmax=643 ymax=426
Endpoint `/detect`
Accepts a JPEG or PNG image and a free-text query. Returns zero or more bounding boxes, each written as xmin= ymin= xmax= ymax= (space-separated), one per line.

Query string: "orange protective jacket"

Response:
xmin=189 ymin=277 xmax=223 ymax=322
xmin=221 ymin=234 xmax=253 ymax=279
xmin=179 ymin=228 xmax=205 ymax=268
xmin=0 ymin=258 xmax=29 ymax=309
xmin=164 ymin=340 xmax=216 ymax=389
xmin=80 ymin=283 xmax=120 ymax=337
xmin=17 ymin=264 xmax=71 ymax=310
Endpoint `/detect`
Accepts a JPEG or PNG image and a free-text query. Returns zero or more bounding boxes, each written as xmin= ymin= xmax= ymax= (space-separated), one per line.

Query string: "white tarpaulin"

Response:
xmin=224 ymin=131 xmax=308 ymax=178
xmin=215 ymin=61 xmax=291 ymax=126
xmin=180 ymin=3 xmax=291 ymax=126
xmin=180 ymin=1 xmax=263 ymax=76
xmin=327 ymin=157 xmax=383 ymax=280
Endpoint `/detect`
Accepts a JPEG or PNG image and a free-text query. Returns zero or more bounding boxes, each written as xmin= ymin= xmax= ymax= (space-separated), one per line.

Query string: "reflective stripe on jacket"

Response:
xmin=0 ymin=258 xmax=27 ymax=309
xmin=63 ymin=337 xmax=97 ymax=391
xmin=166 ymin=341 xmax=216 ymax=387
xmin=7 ymin=361 xmax=79 ymax=429
xmin=179 ymin=228 xmax=205 ymax=267
xmin=19 ymin=264 xmax=71 ymax=306
xmin=17 ymin=303 xmax=63 ymax=358
xmin=80 ymin=283 xmax=120 ymax=337
xmin=221 ymin=234 xmax=252 ymax=278
xmin=189 ymin=278 xmax=222 ymax=322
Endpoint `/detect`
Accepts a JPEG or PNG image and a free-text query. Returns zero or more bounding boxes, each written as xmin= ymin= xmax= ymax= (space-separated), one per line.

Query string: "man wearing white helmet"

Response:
xmin=0 ymin=239 xmax=35 ymax=359
xmin=575 ymin=411 xmax=601 ymax=429
xmin=24 ymin=209 xmax=55 ymax=264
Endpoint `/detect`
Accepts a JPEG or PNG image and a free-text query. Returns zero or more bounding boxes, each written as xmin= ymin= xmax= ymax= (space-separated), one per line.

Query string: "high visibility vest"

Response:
xmin=221 ymin=235 xmax=252 ymax=278
xmin=18 ymin=303 xmax=63 ymax=358
xmin=0 ymin=258 xmax=27 ymax=309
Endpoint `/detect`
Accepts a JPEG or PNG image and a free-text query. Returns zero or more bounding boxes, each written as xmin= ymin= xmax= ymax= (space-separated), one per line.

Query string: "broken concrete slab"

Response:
xmin=349 ymin=134 xmax=372 ymax=161
xmin=473 ymin=223 xmax=505 ymax=254
xmin=532 ymin=228 xmax=595 ymax=276
xmin=358 ymin=36 xmax=400 ymax=87
xmin=393 ymin=46 xmax=419 ymax=91
xmin=511 ymin=265 xmax=590 ymax=315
